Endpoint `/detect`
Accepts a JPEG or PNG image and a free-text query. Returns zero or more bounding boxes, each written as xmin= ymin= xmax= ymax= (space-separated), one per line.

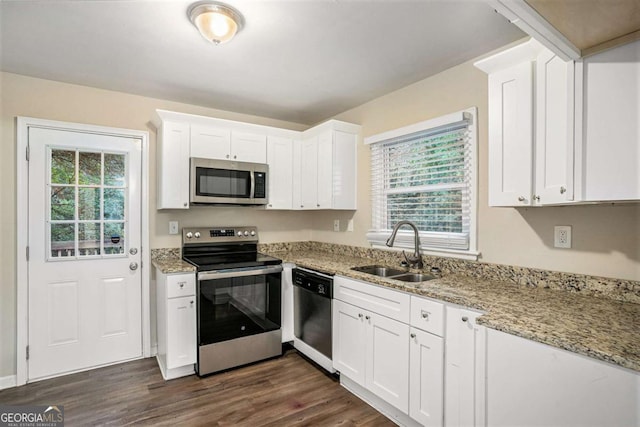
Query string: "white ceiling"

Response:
xmin=0 ymin=0 xmax=524 ymax=125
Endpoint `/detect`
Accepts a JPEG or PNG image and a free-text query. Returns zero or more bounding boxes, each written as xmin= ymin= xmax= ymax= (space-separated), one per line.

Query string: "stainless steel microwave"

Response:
xmin=190 ymin=157 xmax=268 ymax=205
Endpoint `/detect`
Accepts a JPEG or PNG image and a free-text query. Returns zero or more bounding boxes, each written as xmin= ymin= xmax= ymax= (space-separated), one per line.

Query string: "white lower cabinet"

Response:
xmin=409 ymin=327 xmax=444 ymax=426
xmin=485 ymin=329 xmax=639 ymax=427
xmin=156 ymin=269 xmax=197 ymax=380
xmin=333 ymin=276 xmax=446 ymax=426
xmin=333 ymin=299 xmax=409 ymax=411
xmin=444 ymin=308 xmax=486 ymax=427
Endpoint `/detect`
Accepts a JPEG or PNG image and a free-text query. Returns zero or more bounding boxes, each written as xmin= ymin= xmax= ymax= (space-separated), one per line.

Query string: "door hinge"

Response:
xmin=26 ymin=345 xmax=29 ymax=360
xmin=26 ymin=246 xmax=29 ymax=261
xmin=26 ymin=144 xmax=30 ymax=161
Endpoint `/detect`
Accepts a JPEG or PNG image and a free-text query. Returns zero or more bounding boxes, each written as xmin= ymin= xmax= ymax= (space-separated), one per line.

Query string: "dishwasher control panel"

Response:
xmin=292 ymin=268 xmax=333 ymax=298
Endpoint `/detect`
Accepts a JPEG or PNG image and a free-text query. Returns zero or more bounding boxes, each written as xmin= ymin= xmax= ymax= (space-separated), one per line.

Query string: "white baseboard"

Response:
xmin=0 ymin=375 xmax=17 ymax=390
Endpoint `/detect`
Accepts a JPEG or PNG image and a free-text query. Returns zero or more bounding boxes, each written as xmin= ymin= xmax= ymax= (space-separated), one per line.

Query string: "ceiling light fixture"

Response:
xmin=188 ymin=1 xmax=244 ymax=45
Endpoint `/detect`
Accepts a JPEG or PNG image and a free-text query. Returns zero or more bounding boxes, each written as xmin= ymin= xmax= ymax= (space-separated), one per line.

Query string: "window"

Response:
xmin=366 ymin=108 xmax=478 ymax=258
xmin=48 ymin=148 xmax=128 ymax=259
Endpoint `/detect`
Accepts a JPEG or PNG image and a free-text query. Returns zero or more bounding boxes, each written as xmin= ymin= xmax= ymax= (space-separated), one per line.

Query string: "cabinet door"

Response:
xmin=316 ymin=131 xmax=333 ymax=209
xmin=332 ymin=299 xmax=366 ymax=386
xmin=366 ymin=312 xmax=410 ymax=413
xmin=486 ymin=329 xmax=639 ymax=427
xmin=166 ymin=296 xmax=196 ymax=369
xmin=266 ymin=136 xmax=293 ymax=210
xmin=444 ymin=308 xmax=486 ymax=427
xmin=487 ymin=62 xmax=534 ymax=206
xmin=332 ymin=130 xmax=358 ymax=210
xmin=410 ymin=327 xmax=444 ymax=427
xmin=190 ymin=124 xmax=231 ymax=160
xmin=231 ymin=131 xmax=267 ymax=163
xmin=157 ymin=121 xmax=190 ymax=209
xmin=581 ymin=40 xmax=640 ymax=201
xmin=299 ymin=137 xmax=318 ymax=209
xmin=535 ymin=51 xmax=574 ymax=204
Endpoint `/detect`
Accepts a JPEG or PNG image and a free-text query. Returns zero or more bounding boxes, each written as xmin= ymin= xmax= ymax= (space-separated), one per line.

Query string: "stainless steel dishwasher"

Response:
xmin=292 ymin=267 xmax=335 ymax=373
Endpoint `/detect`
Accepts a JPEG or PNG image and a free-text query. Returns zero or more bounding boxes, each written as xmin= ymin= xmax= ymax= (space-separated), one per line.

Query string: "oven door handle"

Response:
xmin=198 ymin=265 xmax=283 ymax=281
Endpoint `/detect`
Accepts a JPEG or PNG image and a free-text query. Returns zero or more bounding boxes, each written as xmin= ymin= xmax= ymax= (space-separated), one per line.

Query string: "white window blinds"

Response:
xmin=366 ymin=110 xmax=477 ymax=254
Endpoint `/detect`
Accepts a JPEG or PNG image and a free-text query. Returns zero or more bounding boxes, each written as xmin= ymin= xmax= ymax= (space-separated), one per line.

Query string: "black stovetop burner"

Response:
xmin=182 ymin=226 xmax=281 ymax=272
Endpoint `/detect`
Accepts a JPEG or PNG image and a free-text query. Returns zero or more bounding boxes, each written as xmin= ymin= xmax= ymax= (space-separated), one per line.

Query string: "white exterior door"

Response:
xmin=27 ymin=126 xmax=143 ymax=381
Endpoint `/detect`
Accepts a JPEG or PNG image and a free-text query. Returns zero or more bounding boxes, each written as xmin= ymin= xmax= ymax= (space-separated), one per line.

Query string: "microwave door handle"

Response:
xmin=249 ymin=170 xmax=255 ymax=199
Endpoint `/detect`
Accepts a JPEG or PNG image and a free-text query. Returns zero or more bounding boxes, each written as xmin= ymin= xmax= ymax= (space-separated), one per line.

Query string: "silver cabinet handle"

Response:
xmin=233 ymin=155 xmax=237 ymax=159
xmin=365 ymin=315 xmax=370 ymax=320
xmin=410 ymin=333 xmax=416 ymax=339
xmin=421 ymin=310 xmax=429 ymax=319
xmin=226 ymin=154 xmax=230 ymax=159
xmin=178 ymin=281 xmax=185 ymax=288
xmin=129 ymin=247 xmax=138 ymax=255
xmin=461 ymin=316 xmax=469 ymax=322
xmin=358 ymin=313 xmax=363 ymax=318
xmin=317 ymin=204 xmax=320 ymax=207
xmin=560 ymin=186 xmax=567 ymax=194
xmin=518 ymin=196 xmax=525 ymax=202
xmin=190 ymin=300 xmax=194 ymax=305
xmin=300 ymin=205 xmax=304 ymax=208
xmin=129 ymin=262 xmax=138 ymax=271
xmin=183 ymin=202 xmax=188 ymax=207
xmin=534 ymin=195 xmax=541 ymax=202
xmin=268 ymin=204 xmax=273 ymax=207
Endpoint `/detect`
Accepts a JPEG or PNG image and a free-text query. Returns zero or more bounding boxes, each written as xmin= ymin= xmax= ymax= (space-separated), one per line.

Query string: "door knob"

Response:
xmin=129 ymin=262 xmax=138 ymax=271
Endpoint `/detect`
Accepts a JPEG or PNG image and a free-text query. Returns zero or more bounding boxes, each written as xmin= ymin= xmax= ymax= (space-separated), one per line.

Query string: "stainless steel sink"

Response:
xmin=351 ymin=265 xmax=437 ymax=283
xmin=351 ymin=265 xmax=407 ymax=277
xmin=390 ymin=273 xmax=436 ymax=283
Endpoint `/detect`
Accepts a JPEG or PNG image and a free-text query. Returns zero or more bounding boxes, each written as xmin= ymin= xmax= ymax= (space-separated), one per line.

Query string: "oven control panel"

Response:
xmin=183 ymin=226 xmax=258 ymax=244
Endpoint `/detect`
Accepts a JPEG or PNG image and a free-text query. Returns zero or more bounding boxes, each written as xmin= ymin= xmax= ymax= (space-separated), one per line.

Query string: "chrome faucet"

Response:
xmin=386 ymin=220 xmax=423 ymax=269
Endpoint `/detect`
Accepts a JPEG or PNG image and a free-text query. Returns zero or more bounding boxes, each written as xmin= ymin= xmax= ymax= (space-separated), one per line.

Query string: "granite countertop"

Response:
xmin=152 ymin=257 xmax=196 ymax=274
xmin=267 ymin=248 xmax=640 ymax=373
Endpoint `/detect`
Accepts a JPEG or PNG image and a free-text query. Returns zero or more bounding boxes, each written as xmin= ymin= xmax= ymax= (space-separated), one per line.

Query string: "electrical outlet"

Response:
xmin=333 ymin=219 xmax=340 ymax=232
xmin=347 ymin=219 xmax=354 ymax=232
xmin=554 ymin=225 xmax=572 ymax=248
xmin=169 ymin=221 xmax=179 ymax=235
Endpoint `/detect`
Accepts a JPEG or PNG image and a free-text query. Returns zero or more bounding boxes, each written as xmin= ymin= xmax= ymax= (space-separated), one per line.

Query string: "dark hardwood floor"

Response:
xmin=0 ymin=349 xmax=394 ymax=426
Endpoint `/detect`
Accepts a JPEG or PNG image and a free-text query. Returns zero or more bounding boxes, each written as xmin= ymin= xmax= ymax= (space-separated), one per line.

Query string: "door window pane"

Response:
xmin=49 ymin=148 xmax=128 ymax=260
xmin=104 ymin=222 xmax=125 ymax=255
xmin=51 ymin=187 xmax=75 ymax=221
xmin=51 ymin=150 xmax=76 ymax=185
xmin=104 ymin=189 xmax=124 ymax=220
xmin=78 ymin=187 xmax=101 ymax=220
xmin=104 ymin=153 xmax=125 ymax=186
xmin=51 ymin=223 xmax=75 ymax=258
xmin=79 ymin=223 xmax=101 ymax=256
xmin=78 ymin=152 xmax=101 ymax=185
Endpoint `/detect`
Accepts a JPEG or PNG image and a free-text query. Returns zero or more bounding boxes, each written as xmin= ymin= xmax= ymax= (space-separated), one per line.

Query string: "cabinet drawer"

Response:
xmin=167 ymin=274 xmax=195 ymax=298
xmin=334 ymin=276 xmax=410 ymax=323
xmin=410 ymin=296 xmax=444 ymax=337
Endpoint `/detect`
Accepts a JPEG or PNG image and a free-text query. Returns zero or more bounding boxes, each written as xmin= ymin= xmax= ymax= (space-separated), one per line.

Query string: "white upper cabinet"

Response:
xmin=190 ymin=124 xmax=231 ymax=160
xmin=266 ymin=136 xmax=293 ymax=210
xmin=191 ymin=126 xmax=266 ymax=163
xmin=476 ymin=39 xmax=575 ymax=207
xmin=576 ymin=40 xmax=640 ymax=202
xmin=535 ymin=50 xmax=575 ymax=204
xmin=294 ymin=121 xmax=360 ymax=210
xmin=155 ymin=120 xmax=190 ymax=210
xmin=231 ymin=131 xmax=267 ymax=163
xmin=154 ymin=110 xmax=360 ymax=210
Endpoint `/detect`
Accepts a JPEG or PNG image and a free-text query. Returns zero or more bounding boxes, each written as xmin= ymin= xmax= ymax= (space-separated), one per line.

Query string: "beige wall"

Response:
xmin=311 ymin=59 xmax=640 ymax=282
xmin=2 ymin=48 xmax=639 ymax=378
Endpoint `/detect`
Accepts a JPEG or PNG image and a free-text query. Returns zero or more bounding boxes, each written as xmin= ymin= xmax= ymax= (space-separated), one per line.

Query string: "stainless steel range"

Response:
xmin=182 ymin=227 xmax=283 ymax=376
